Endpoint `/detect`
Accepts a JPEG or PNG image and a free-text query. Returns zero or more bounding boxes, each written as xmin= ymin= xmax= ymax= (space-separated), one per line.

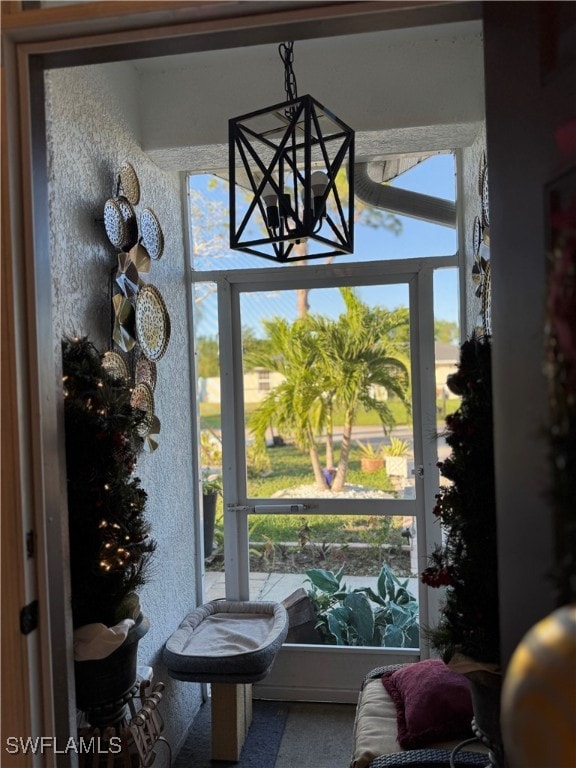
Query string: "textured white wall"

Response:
xmin=45 ymin=61 xmax=201 ymax=761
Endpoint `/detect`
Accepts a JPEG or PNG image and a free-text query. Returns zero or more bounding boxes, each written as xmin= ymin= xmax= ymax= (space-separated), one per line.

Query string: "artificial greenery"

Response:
xmin=421 ymin=333 xmax=499 ymax=663
xmin=62 ymin=337 xmax=156 ymax=628
xmin=306 ymin=564 xmax=419 ymax=648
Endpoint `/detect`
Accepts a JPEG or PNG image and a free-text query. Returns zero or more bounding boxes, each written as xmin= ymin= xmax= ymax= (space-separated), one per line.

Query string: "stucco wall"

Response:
xmin=45 ymin=61 xmax=200 ymax=761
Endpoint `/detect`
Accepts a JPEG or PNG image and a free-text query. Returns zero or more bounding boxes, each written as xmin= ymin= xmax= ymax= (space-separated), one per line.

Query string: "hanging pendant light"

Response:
xmin=229 ymin=42 xmax=355 ymax=263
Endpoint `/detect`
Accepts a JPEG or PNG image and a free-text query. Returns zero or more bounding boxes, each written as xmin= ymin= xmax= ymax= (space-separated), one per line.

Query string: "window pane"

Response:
xmin=239 ymin=283 xmax=414 ymax=500
xmin=188 ymin=153 xmax=456 ymax=271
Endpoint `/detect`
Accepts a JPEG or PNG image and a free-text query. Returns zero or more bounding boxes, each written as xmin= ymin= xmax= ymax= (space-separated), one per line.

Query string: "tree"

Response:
xmin=247 ymin=318 xmax=329 ymax=489
xmin=435 ymin=319 xmax=459 ymax=344
xmin=295 ymin=169 xmax=402 ymax=317
xmin=311 ymin=288 xmax=410 ymax=491
xmin=421 ymin=334 xmax=498 ymax=663
xmin=62 ymin=337 xmax=156 ymax=628
xmin=247 ymin=289 xmax=411 ymax=491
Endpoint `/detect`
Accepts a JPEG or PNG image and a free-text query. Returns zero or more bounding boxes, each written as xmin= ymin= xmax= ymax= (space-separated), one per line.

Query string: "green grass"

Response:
xmin=244 ymin=443 xmax=400 ymax=545
xmin=200 ymin=398 xmax=460 ymax=431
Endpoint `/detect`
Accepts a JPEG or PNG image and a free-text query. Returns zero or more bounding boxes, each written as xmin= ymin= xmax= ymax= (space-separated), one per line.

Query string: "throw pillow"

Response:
xmin=381 ymin=659 xmax=474 ymax=749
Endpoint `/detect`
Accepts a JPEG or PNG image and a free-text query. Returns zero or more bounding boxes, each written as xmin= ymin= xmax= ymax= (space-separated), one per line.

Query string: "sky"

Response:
xmin=189 ymin=153 xmax=459 ymax=339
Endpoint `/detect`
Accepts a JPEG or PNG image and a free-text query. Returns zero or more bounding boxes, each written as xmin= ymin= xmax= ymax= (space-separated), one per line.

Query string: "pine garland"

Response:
xmin=421 ymin=334 xmax=500 ymax=663
xmin=62 ymin=337 xmax=156 ymax=628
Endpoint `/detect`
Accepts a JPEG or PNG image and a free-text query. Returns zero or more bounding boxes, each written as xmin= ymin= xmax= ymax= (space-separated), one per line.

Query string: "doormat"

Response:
xmin=174 ymin=700 xmax=289 ymax=768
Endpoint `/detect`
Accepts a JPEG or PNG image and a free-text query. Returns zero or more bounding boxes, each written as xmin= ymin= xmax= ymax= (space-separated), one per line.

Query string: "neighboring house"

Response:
xmin=199 ymin=346 xmax=458 ymax=404
xmin=434 ymin=342 xmax=459 ymax=398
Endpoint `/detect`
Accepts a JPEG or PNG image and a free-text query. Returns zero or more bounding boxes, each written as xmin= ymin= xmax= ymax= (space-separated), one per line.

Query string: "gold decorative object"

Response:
xmin=115 ymin=252 xmax=141 ymax=298
xmin=135 ymin=354 xmax=157 ymax=392
xmin=140 ymin=208 xmax=164 ymax=260
xmin=135 ymin=284 xmax=171 ymax=362
xmin=119 ymin=161 xmax=140 ymax=206
xmin=102 ymin=351 xmax=130 ymax=382
xmin=112 ymin=294 xmax=136 ymax=353
xmin=130 ymin=382 xmax=155 ymax=437
xmin=143 ymin=415 xmax=161 ymax=454
xmin=129 ymin=243 xmax=151 ymax=274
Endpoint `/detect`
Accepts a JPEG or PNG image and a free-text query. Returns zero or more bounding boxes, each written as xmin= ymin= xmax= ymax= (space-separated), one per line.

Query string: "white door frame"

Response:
xmin=191 ymin=256 xmax=454 ymax=699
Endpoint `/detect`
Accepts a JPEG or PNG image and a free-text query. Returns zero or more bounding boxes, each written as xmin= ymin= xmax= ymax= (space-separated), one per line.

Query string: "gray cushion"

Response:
xmin=163 ymin=600 xmax=288 ymax=683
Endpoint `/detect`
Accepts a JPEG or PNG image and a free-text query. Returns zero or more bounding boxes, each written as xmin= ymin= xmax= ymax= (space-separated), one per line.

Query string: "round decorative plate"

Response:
xmin=130 ymin=382 xmax=155 ymax=437
xmin=102 ymin=351 xmax=130 ymax=382
xmin=140 ymin=208 xmax=164 ymax=260
xmin=104 ymin=199 xmax=127 ymax=249
xmin=115 ymin=196 xmax=139 ymax=251
xmin=135 ymin=284 xmax=171 ymax=362
xmin=119 ymin=161 xmax=140 ymax=205
xmin=472 ymin=215 xmax=482 ymax=258
xmin=135 ymin=354 xmax=157 ymax=392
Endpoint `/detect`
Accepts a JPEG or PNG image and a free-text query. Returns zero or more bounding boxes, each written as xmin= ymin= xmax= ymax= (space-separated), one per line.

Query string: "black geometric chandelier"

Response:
xmin=229 ymin=42 xmax=355 ymax=263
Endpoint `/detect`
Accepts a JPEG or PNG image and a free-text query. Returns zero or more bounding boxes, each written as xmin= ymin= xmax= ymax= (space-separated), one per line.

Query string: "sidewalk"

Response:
xmin=204 ymin=570 xmax=418 ymax=602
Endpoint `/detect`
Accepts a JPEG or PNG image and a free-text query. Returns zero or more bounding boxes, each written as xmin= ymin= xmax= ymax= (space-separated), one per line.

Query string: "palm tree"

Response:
xmin=310 ymin=288 xmax=410 ymax=491
xmin=246 ymin=318 xmax=331 ymax=490
xmin=246 ymin=289 xmax=410 ymax=491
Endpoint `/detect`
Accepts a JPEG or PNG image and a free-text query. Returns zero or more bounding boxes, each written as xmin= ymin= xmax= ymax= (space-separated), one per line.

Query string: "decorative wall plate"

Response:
xmin=119 ymin=161 xmax=140 ymax=206
xmin=135 ymin=284 xmax=171 ymax=362
xmin=102 ymin=351 xmax=130 ymax=382
xmin=104 ymin=196 xmax=138 ymax=251
xmin=115 ymin=196 xmax=139 ymax=251
xmin=104 ymin=199 xmax=127 ymax=249
xmin=140 ymin=208 xmax=164 ymax=260
xmin=135 ymin=354 xmax=157 ymax=392
xmin=472 ymin=215 xmax=482 ymax=258
xmin=130 ymin=382 xmax=155 ymax=437
xmin=479 ymin=154 xmax=490 ymax=229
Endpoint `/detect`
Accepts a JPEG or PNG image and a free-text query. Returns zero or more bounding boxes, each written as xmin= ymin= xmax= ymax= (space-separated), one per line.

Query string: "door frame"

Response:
xmin=191 ymin=256 xmax=455 ymax=697
xmin=2 ymin=0 xmax=478 ymax=746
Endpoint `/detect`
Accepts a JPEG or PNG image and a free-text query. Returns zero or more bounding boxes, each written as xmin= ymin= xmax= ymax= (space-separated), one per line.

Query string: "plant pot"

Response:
xmin=74 ymin=613 xmax=150 ymax=727
xmin=203 ymin=492 xmax=218 ymax=557
xmin=466 ymin=671 xmax=507 ymax=768
xmin=385 ymin=456 xmax=408 ymax=477
xmin=360 ymin=457 xmax=385 ymax=472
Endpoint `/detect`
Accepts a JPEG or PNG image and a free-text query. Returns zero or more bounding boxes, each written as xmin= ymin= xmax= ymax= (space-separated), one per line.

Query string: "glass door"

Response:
xmin=212 ymin=262 xmax=441 ymax=676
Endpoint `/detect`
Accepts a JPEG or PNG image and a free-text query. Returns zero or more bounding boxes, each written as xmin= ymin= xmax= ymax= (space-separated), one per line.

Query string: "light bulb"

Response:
xmin=263 ymin=183 xmax=280 ymax=230
xmin=310 ymin=170 xmax=329 ymax=223
xmin=310 ymin=170 xmax=329 ymax=196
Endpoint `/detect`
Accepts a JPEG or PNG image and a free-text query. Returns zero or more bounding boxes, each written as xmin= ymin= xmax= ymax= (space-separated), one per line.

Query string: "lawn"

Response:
xmin=210 ymin=442 xmax=405 ymax=547
xmin=200 ymin=398 xmax=459 ymax=431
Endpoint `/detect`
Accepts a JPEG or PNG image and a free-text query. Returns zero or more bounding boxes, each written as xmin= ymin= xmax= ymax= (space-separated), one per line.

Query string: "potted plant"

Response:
xmin=384 ymin=437 xmax=410 ymax=478
xmin=420 ymin=334 xmax=505 ymax=766
xmin=202 ymin=473 xmax=222 ymax=557
xmin=62 ymin=337 xmax=156 ymax=726
xmin=356 ymin=439 xmax=385 ymax=472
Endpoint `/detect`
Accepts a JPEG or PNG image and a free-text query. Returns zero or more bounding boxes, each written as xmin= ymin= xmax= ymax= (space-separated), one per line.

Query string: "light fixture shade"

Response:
xmin=229 ymin=94 xmax=355 ymax=263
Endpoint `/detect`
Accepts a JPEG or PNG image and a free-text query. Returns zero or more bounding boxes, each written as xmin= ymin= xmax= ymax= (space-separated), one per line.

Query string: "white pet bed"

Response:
xmin=163 ymin=600 xmax=288 ymax=684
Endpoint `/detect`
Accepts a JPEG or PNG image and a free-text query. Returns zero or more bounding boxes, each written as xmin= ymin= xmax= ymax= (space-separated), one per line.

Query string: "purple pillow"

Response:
xmin=381 ymin=659 xmax=474 ymax=749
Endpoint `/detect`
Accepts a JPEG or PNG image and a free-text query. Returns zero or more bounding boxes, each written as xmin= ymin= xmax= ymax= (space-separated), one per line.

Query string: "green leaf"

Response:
xmin=405 ymin=623 xmax=420 ymax=648
xmin=389 ymin=603 xmax=412 ymax=629
xmin=305 ymin=568 xmax=341 ymax=594
xmin=344 ymin=592 xmax=375 ymax=645
xmin=383 ymin=624 xmax=404 ymax=648
xmin=327 ymin=612 xmax=345 ymax=645
xmin=354 ymin=586 xmax=386 ymax=606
